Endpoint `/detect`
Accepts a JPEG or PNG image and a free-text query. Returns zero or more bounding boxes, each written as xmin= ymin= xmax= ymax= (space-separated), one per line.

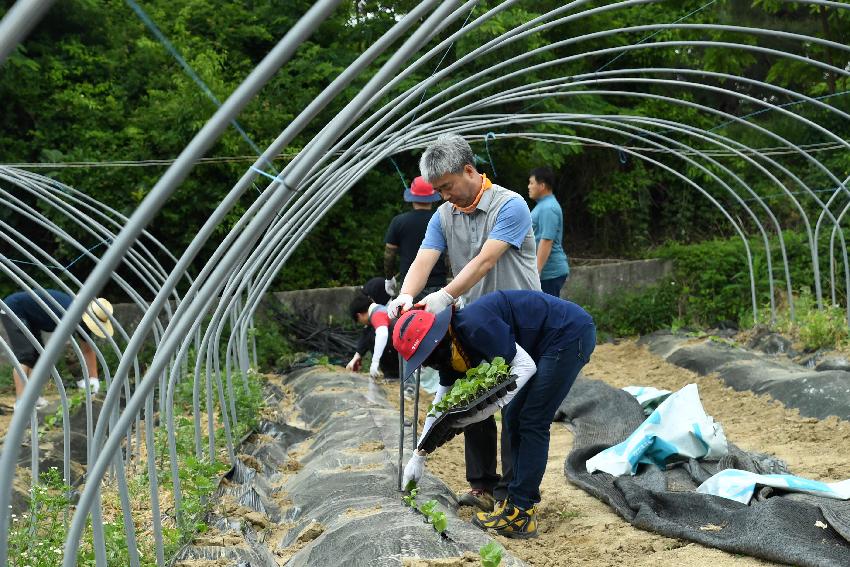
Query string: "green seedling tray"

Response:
xmin=417 ymin=375 xmax=517 ymax=454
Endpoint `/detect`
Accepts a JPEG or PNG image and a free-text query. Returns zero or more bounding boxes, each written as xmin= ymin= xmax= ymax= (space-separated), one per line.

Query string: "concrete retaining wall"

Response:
xmin=563 ymin=258 xmax=673 ymax=305
xmin=270 ymin=258 xmax=674 ymax=322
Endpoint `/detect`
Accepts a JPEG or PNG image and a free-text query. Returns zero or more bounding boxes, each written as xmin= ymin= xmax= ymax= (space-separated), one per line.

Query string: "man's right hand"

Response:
xmin=402 ymin=452 xmax=426 ymax=487
xmin=387 ymin=293 xmax=413 ymax=319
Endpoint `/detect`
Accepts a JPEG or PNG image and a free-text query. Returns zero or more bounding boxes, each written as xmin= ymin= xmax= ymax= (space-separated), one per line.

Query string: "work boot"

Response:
xmin=457 ymin=488 xmax=495 ymax=512
xmin=472 ymin=499 xmax=538 ymax=539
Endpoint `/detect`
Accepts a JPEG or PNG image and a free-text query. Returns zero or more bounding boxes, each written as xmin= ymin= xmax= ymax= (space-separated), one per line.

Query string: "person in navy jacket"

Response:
xmin=393 ymin=290 xmax=595 ymax=538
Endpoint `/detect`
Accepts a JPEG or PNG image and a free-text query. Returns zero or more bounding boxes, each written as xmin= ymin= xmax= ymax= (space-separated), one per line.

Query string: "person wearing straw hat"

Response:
xmin=393 ymin=290 xmax=595 ymax=538
xmin=0 ymin=289 xmax=114 ymax=410
xmin=383 ymin=175 xmax=447 ymax=299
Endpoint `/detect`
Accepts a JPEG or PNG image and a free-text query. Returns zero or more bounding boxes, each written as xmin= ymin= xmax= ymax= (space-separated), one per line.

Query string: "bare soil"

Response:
xmin=394 ymin=340 xmax=850 ymax=567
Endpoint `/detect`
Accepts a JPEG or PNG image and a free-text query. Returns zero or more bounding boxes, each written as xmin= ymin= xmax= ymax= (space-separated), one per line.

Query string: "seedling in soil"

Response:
xmin=402 ymin=487 xmax=419 ymax=507
xmin=429 ymin=357 xmax=511 ymax=416
xmin=479 ymin=541 xmax=503 ymax=567
xmin=400 ymin=488 xmax=448 ymax=535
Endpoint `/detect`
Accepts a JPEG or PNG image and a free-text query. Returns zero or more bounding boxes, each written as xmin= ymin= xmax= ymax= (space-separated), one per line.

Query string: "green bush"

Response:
xmin=589 ymin=231 xmax=850 ymax=340
xmin=756 ymin=287 xmax=849 ymax=351
xmin=587 ymin=281 xmax=680 ymax=337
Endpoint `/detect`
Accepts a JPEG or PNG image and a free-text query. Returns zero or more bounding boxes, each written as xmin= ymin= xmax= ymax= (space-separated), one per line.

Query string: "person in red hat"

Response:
xmin=383 ymin=176 xmax=448 ymax=299
xmin=393 ymin=290 xmax=595 ymax=539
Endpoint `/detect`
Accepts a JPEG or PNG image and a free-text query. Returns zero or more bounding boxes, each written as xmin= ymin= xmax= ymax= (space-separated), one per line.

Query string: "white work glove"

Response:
xmin=420 ymin=288 xmax=455 ymax=314
xmin=454 ymin=403 xmax=500 ymax=428
xmin=402 ymin=452 xmax=426 ymax=488
xmin=497 ymin=344 xmax=536 ymax=409
xmin=416 ymin=384 xmax=450 ymax=446
xmin=77 ymin=377 xmax=101 ymax=395
xmin=369 ymin=360 xmax=383 ymax=379
xmin=346 ymin=353 xmax=362 ymax=372
xmin=387 ymin=293 xmax=413 ymax=319
xmin=453 ymin=345 xmax=537 ymax=428
xmin=384 ymin=277 xmax=397 ymax=297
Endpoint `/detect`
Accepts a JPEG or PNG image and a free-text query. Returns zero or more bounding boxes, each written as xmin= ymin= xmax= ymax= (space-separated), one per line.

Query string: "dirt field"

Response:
xmin=414 ymin=340 xmax=850 ymax=567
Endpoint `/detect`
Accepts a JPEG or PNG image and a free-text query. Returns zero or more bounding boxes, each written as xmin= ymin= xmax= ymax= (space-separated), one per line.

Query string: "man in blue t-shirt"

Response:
xmin=393 ymin=290 xmax=595 ymax=538
xmin=528 ymin=167 xmax=569 ymax=297
xmin=1 ymin=289 xmax=114 ymax=410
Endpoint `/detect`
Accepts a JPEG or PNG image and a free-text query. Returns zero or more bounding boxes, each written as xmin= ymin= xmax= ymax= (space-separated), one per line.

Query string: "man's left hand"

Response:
xmin=419 ymin=288 xmax=455 ymax=314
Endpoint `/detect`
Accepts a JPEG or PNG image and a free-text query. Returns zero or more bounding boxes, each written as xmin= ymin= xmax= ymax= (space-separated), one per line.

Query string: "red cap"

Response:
xmin=392 ymin=307 xmax=453 ymax=380
xmin=410 ymin=176 xmax=435 ymax=197
xmin=393 ymin=309 xmax=435 ymax=361
xmin=405 ymin=176 xmax=441 ymax=203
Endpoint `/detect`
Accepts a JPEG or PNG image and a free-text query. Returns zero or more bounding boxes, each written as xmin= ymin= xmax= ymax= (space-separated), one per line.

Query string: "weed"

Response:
xmin=752 ymin=287 xmax=849 ymax=350
xmin=557 ymin=507 xmax=583 ymax=520
xmin=7 ymin=468 xmax=69 ymax=567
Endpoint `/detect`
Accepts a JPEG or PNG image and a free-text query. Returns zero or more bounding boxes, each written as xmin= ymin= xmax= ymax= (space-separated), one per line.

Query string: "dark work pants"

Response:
xmin=503 ymin=324 xmax=596 ymax=509
xmin=461 ymin=401 xmax=516 ymax=501
xmin=540 ymin=274 xmax=568 ymax=298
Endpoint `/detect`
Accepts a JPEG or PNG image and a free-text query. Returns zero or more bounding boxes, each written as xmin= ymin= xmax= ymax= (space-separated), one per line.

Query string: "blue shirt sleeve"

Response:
xmin=420 ymin=209 xmax=447 ymax=252
xmin=488 ymin=197 xmax=531 ymax=249
xmin=536 ymin=205 xmax=560 ymax=241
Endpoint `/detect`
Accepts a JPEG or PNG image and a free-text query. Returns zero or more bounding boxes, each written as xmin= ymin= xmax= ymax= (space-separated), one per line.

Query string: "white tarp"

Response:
xmin=622 ymin=385 xmax=672 ymax=414
xmin=697 ymin=469 xmax=850 ymax=504
xmin=587 ymin=383 xmax=728 ymax=476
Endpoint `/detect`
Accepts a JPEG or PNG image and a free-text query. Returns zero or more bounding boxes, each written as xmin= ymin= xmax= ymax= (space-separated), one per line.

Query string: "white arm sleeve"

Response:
xmin=372 ymin=326 xmax=389 ymax=362
xmin=497 ymin=343 xmax=536 ymax=408
xmin=417 ymin=384 xmax=450 ymax=450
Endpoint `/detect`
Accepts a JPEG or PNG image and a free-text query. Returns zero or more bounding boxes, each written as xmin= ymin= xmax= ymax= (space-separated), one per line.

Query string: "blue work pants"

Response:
xmin=502 ymin=324 xmax=596 ymax=509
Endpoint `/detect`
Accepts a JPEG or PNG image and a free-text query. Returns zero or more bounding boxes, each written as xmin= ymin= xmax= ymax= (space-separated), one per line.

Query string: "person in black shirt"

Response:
xmin=384 ymin=176 xmax=448 ymax=299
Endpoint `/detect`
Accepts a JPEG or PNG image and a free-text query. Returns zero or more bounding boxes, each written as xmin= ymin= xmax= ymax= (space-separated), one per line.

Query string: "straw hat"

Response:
xmin=81 ymin=297 xmax=114 ymax=338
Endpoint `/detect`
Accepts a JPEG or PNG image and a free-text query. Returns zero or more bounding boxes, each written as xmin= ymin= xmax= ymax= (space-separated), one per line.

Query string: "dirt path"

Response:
xmin=417 ymin=340 xmax=850 ymax=567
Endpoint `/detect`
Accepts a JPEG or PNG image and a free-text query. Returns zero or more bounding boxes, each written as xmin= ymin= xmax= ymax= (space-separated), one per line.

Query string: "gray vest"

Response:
xmin=438 ymin=184 xmax=541 ymax=305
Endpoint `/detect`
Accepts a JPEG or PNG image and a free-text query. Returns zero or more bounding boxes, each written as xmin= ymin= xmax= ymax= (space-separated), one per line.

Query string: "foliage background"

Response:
xmin=1 ymin=0 xmax=849 ymax=331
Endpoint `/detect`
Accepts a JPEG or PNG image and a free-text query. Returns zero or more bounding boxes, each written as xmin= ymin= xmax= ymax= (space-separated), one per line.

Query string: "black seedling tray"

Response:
xmin=417 ymin=375 xmax=518 ymax=454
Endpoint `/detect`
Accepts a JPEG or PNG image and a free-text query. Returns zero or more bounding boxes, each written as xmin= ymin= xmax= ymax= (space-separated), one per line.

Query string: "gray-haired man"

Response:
xmin=388 ymin=133 xmax=540 ymax=511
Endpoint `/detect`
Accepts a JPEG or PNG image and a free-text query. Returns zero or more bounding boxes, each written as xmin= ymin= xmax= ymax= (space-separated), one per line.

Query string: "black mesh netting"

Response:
xmin=556 ymin=377 xmax=850 ymax=567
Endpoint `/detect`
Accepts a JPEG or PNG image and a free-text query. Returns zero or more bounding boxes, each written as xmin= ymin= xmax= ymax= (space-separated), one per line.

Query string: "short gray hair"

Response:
xmin=419 ymin=134 xmax=475 ymax=183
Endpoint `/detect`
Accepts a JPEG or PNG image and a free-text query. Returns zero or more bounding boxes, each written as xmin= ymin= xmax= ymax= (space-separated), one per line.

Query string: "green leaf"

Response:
xmin=479 ymin=541 xmax=503 ymax=567
xmin=418 ymin=499 xmax=438 ymax=517
xmin=431 ymin=511 xmax=448 ymax=534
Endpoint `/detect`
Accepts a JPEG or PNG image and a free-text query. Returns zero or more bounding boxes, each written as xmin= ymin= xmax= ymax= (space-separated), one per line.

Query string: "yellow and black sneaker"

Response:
xmin=472 ymin=499 xmax=538 ymax=539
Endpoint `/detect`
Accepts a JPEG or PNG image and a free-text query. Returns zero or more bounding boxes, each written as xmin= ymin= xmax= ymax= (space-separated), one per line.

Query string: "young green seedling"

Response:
xmin=402 ymin=487 xmax=419 ymax=507
xmin=429 ymin=357 xmax=510 ymax=416
xmin=400 ymin=490 xmax=449 ymax=535
xmin=479 ymin=541 xmax=503 ymax=567
xmin=430 ymin=510 xmax=447 ymax=533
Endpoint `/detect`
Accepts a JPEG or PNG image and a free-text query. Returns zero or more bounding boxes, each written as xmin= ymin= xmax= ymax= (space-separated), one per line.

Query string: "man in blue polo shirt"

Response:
xmin=528 ymin=167 xmax=569 ymax=297
xmin=388 ymin=134 xmax=540 ymax=513
xmin=393 ymin=290 xmax=596 ymax=538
